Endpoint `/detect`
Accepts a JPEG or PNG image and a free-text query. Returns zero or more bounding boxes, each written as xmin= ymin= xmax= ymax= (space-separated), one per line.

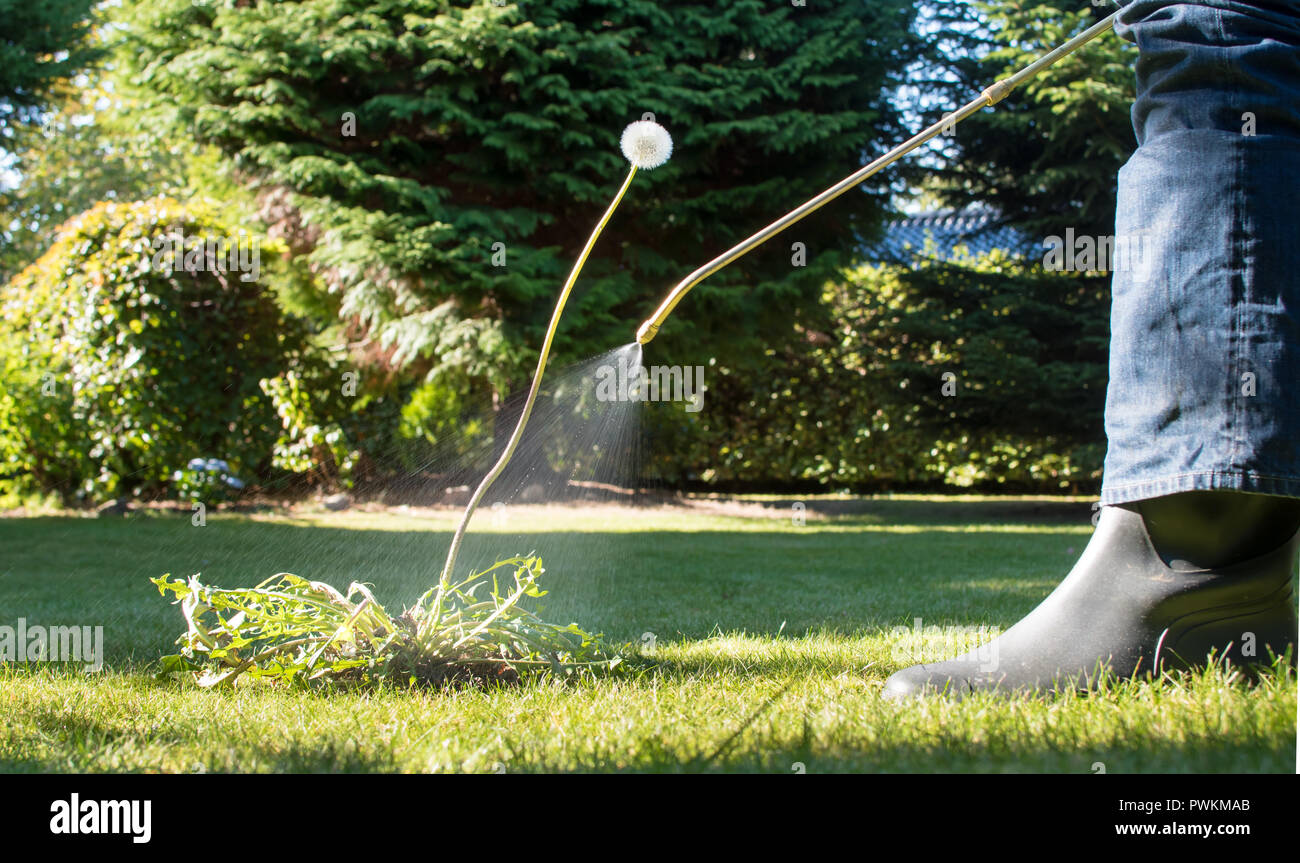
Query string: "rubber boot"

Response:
xmin=882 ymin=492 xmax=1300 ymax=699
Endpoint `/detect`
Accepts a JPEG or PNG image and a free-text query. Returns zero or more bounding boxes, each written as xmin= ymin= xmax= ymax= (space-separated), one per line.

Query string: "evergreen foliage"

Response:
xmin=120 ymin=0 xmax=922 ymax=394
xmin=923 ymin=1 xmax=1137 ymax=240
xmin=0 ymin=0 xmax=101 ymax=133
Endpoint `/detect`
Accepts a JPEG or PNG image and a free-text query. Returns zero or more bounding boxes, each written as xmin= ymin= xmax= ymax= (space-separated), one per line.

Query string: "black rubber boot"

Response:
xmin=882 ymin=492 xmax=1300 ymax=699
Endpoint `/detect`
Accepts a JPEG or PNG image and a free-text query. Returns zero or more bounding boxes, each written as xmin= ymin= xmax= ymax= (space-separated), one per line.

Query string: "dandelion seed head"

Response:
xmin=620 ymin=120 xmax=673 ymax=170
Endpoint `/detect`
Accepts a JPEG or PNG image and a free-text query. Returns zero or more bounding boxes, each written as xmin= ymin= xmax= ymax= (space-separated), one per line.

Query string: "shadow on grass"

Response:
xmin=532 ymin=740 xmax=1296 ymax=774
xmin=743 ymin=496 xmax=1095 ymax=526
xmin=4 ymin=710 xmax=403 ymax=774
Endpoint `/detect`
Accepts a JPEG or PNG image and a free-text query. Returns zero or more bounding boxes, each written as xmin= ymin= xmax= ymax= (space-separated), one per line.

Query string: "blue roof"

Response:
xmin=869 ymin=208 xmax=1033 ymax=264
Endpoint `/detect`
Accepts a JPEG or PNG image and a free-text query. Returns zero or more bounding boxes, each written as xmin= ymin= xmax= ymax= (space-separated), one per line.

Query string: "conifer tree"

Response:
xmin=0 ymin=0 xmax=101 ymax=134
xmin=922 ymin=1 xmax=1137 ymax=239
xmin=121 ymin=0 xmax=922 ymax=396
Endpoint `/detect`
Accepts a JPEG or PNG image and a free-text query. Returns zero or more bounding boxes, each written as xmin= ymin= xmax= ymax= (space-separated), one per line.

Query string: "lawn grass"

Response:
xmin=1 ymin=497 xmax=1294 ymax=773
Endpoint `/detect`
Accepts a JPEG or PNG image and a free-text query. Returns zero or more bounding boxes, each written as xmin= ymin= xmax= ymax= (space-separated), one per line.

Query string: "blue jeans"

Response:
xmin=1101 ymin=0 xmax=1300 ymax=504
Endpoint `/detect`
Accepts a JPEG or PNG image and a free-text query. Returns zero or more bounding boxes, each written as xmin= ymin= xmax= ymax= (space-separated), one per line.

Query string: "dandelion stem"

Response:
xmin=430 ymin=165 xmax=639 ymax=613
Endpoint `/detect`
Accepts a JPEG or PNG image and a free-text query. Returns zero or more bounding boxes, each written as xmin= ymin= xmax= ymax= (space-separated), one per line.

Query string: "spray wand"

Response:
xmin=635 ymin=8 xmax=1121 ymax=345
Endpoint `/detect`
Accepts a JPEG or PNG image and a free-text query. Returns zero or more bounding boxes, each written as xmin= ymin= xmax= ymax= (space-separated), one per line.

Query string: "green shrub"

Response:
xmin=0 ymin=328 xmax=90 ymax=498
xmin=642 ymin=251 xmax=1108 ymax=493
xmin=261 ymin=366 xmax=359 ymax=490
xmin=0 ymin=197 xmax=294 ymax=502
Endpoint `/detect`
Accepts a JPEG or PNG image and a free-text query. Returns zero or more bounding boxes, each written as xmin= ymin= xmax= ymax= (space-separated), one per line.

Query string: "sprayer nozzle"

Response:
xmin=636 ymin=320 xmax=659 ymax=345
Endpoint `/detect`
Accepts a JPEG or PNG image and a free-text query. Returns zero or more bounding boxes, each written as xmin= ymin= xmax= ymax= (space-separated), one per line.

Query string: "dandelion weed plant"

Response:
xmin=153 ymin=122 xmax=674 ymax=688
xmin=150 ymin=557 xmax=611 ymax=688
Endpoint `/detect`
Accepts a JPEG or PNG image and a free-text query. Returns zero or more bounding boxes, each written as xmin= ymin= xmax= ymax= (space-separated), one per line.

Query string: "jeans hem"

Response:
xmin=1099 ymin=472 xmax=1300 ymax=505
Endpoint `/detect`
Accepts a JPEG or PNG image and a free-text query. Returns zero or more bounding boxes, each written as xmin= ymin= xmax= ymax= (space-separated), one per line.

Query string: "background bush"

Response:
xmin=642 ymin=250 xmax=1108 ymax=493
xmin=0 ymin=197 xmax=296 ymax=502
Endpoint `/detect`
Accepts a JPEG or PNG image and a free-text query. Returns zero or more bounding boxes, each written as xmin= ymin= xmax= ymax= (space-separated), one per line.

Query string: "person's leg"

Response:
xmin=885 ymin=0 xmax=1300 ymax=697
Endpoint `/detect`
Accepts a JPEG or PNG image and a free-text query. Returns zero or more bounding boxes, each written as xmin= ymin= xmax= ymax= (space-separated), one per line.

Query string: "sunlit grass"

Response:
xmin=0 ymin=498 xmax=1293 ymax=773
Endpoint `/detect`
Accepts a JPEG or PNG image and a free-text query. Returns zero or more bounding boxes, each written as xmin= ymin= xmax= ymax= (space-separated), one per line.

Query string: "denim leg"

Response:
xmin=1101 ymin=0 xmax=1300 ymax=504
